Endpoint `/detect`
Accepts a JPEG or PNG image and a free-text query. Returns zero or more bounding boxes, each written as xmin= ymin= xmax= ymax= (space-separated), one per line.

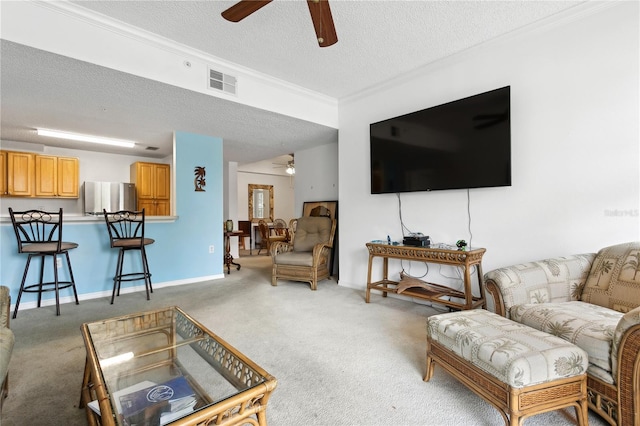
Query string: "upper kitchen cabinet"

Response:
xmin=0 ymin=151 xmax=6 ymax=196
xmin=1 ymin=151 xmax=79 ymax=198
xmin=130 ymin=161 xmax=171 ymax=216
xmin=35 ymin=155 xmax=79 ymax=198
xmin=2 ymin=150 xmax=34 ymax=197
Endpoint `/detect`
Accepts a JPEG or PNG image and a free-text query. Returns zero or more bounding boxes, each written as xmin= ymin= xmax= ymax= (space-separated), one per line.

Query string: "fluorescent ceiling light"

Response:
xmin=36 ymin=128 xmax=136 ymax=148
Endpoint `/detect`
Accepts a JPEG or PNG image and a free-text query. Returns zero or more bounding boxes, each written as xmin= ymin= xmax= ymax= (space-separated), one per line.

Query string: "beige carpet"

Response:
xmin=2 ymin=254 xmax=607 ymax=426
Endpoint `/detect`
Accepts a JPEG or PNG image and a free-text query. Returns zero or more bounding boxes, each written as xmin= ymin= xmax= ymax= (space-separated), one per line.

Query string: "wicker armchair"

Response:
xmin=270 ymin=216 xmax=336 ymax=290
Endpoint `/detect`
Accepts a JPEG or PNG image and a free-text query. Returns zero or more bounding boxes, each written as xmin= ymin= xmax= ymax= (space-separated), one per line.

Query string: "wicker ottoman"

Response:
xmin=424 ymin=309 xmax=589 ymax=426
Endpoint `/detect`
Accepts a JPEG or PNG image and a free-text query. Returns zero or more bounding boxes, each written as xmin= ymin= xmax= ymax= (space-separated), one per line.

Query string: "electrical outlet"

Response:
xmin=56 ymin=258 xmax=62 ymax=268
xmin=209 ymin=245 xmax=214 ymax=254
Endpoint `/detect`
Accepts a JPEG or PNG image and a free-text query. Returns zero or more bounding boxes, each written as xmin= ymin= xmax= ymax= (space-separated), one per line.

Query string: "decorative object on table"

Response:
xmin=456 ymin=239 xmax=467 ymax=251
xmin=194 ymin=166 xmax=206 ymax=192
xmin=225 ymin=220 xmax=234 ymax=232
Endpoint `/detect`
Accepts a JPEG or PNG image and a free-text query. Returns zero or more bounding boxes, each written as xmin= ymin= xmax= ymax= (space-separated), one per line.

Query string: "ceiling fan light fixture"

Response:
xmin=36 ymin=128 xmax=136 ymax=148
xmin=286 ymin=165 xmax=295 ymax=175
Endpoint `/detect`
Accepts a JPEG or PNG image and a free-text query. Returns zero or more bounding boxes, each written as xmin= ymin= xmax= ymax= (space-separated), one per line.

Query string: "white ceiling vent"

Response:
xmin=208 ymin=68 xmax=237 ymax=95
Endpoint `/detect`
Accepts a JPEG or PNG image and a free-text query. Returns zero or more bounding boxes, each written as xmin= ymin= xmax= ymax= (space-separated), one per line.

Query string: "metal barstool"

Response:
xmin=9 ymin=208 xmax=79 ymax=318
xmin=103 ymin=209 xmax=154 ymax=304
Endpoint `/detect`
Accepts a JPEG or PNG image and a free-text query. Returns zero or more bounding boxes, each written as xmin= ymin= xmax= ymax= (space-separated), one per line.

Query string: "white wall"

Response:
xmin=294 ymin=143 xmax=339 ymax=217
xmin=337 ymin=3 xmax=640 ymax=292
xmin=236 ymin=172 xmax=295 ymax=222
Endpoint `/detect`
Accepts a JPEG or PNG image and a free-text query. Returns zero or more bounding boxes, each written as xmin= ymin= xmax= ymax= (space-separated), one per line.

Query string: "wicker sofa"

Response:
xmin=484 ymin=242 xmax=640 ymax=426
xmin=0 ymin=285 xmax=14 ymax=413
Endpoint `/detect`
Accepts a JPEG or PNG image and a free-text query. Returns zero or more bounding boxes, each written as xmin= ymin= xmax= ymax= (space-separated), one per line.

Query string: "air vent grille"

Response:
xmin=208 ymin=68 xmax=237 ymax=95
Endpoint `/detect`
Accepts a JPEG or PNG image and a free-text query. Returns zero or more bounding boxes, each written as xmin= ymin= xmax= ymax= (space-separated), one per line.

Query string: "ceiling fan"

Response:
xmin=273 ymin=153 xmax=295 ymax=175
xmin=221 ymin=0 xmax=338 ymax=47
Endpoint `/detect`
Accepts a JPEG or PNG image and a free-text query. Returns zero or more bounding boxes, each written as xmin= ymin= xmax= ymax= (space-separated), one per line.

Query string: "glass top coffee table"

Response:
xmin=79 ymin=306 xmax=277 ymax=426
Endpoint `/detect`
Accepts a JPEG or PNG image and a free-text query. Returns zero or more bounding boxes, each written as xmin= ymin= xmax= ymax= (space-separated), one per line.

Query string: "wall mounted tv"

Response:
xmin=370 ymin=86 xmax=511 ymax=194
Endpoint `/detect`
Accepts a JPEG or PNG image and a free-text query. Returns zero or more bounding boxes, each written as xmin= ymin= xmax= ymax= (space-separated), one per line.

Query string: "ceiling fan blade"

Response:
xmin=307 ymin=0 xmax=338 ymax=47
xmin=222 ymin=0 xmax=273 ymax=22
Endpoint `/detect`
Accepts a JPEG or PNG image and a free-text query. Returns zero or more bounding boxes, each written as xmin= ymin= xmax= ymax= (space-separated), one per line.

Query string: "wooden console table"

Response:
xmin=365 ymin=243 xmax=486 ymax=310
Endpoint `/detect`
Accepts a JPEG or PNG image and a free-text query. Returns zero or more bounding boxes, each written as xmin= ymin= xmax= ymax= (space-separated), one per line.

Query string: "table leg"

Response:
xmin=382 ymin=257 xmax=389 ymax=298
xmin=476 ymin=262 xmax=486 ymax=308
xmin=366 ymin=254 xmax=374 ymax=303
xmin=224 ymin=234 xmax=241 ymax=274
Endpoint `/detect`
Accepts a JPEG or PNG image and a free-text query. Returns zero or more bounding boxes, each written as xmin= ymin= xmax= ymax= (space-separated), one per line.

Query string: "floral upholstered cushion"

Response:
xmin=581 ymin=242 xmax=640 ymax=313
xmin=484 ymin=254 xmax=595 ymax=318
xmin=510 ymin=301 xmax=621 ymax=375
xmin=427 ymin=310 xmax=588 ymax=388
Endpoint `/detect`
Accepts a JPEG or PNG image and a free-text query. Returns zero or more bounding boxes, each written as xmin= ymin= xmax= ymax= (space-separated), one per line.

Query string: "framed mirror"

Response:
xmin=248 ymin=184 xmax=274 ymax=222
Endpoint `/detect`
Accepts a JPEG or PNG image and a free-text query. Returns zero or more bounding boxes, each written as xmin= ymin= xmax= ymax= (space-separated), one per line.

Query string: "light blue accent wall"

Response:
xmin=0 ymin=131 xmax=224 ymax=308
xmin=163 ymin=131 xmax=224 ymax=279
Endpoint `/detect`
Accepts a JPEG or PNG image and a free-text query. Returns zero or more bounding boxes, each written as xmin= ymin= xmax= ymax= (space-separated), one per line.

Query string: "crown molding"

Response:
xmin=341 ymin=1 xmax=620 ymax=105
xmin=33 ymin=1 xmax=338 ymax=107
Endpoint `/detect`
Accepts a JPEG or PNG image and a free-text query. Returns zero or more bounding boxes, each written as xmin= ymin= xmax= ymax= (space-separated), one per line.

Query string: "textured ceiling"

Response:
xmin=0 ymin=40 xmax=337 ymax=164
xmin=1 ymin=0 xmax=585 ymax=164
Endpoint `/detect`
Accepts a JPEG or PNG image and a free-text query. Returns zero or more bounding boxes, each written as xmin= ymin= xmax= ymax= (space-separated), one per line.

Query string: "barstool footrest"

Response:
xmin=114 ymin=272 xmax=152 ymax=282
xmin=21 ymin=282 xmax=76 ymax=292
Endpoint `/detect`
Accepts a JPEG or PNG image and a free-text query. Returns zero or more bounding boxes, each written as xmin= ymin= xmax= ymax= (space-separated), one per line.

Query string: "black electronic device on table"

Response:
xmin=403 ymin=233 xmax=430 ymax=247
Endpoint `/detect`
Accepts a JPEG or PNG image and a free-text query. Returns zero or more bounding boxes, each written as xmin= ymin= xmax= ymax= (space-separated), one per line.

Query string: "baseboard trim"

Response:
xmin=10 ymin=274 xmax=225 ymax=312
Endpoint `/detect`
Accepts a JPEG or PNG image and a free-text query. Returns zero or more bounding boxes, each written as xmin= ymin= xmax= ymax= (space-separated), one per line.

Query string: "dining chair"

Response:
xmin=257 ymin=219 xmax=286 ymax=255
xmin=238 ymin=220 xmax=252 ymax=255
xmin=272 ymin=218 xmax=289 ymax=242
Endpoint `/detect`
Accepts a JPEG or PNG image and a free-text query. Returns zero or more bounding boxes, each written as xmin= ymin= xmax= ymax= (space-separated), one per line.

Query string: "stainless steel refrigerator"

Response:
xmin=83 ymin=181 xmax=136 ymax=215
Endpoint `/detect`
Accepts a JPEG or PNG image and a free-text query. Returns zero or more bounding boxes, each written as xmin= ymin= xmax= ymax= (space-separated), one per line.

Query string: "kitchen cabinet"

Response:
xmin=0 ymin=151 xmax=6 ymax=196
xmin=130 ymin=161 xmax=170 ymax=216
xmin=1 ymin=150 xmax=78 ymax=198
xmin=35 ymin=155 xmax=79 ymax=198
xmin=4 ymin=151 xmax=34 ymax=197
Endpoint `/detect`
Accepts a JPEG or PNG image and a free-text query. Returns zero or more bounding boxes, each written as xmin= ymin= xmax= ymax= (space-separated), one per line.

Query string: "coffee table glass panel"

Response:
xmin=79 ymin=306 xmax=277 ymax=426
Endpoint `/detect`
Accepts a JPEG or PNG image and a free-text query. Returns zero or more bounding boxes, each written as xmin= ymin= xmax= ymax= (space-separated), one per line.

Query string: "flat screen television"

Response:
xmin=370 ymin=86 xmax=511 ymax=194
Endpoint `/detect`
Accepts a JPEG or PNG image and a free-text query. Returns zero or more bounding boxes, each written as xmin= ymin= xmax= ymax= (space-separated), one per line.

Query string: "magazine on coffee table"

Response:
xmin=119 ymin=376 xmax=196 ymax=425
xmin=89 ymin=377 xmax=197 ymax=426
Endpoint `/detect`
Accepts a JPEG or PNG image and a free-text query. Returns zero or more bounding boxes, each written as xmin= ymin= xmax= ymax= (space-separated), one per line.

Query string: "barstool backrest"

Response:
xmin=9 ymin=208 xmax=64 ymax=253
xmin=103 ymin=209 xmax=149 ymax=248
